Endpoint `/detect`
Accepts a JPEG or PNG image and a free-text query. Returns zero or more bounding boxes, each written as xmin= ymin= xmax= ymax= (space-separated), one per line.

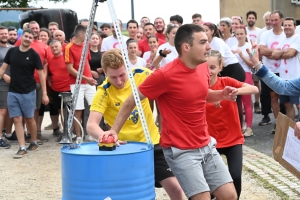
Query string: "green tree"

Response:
xmin=0 ymin=21 xmax=19 ymax=28
xmin=0 ymin=0 xmax=69 ymax=8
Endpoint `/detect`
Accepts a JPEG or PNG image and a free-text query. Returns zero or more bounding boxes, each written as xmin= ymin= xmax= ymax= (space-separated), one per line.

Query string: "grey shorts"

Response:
xmin=7 ymin=90 xmax=36 ymax=118
xmin=0 ymin=91 xmax=8 ymax=108
xmin=162 ymin=137 xmax=233 ymax=198
xmin=252 ymin=74 xmax=259 ymax=82
xmin=36 ymin=83 xmax=42 ymax=109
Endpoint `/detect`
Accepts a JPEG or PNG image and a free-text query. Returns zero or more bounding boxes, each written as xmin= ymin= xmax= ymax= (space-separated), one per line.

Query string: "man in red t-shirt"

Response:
xmin=65 ymin=25 xmax=97 ymax=142
xmin=53 ymin=30 xmax=68 ymax=52
xmin=138 ymin=23 xmax=164 ymax=56
xmin=154 ymin=17 xmax=166 ymax=42
xmin=103 ymin=24 xmax=239 ymax=199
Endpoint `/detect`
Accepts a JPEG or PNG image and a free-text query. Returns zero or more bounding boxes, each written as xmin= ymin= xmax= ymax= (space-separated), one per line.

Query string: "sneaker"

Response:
xmin=258 ymin=115 xmax=271 ymax=126
xmin=76 ymin=137 xmax=82 ymax=144
xmin=44 ymin=122 xmax=62 ymax=130
xmin=27 ymin=142 xmax=39 ymax=151
xmin=271 ymin=124 xmax=276 ymax=134
xmin=84 ymin=134 xmax=95 ymax=142
xmin=52 ymin=129 xmax=63 ymax=136
xmin=254 ymin=102 xmax=261 ymax=114
xmin=4 ymin=131 xmax=18 ymax=141
xmin=26 ymin=138 xmax=43 ymax=145
xmin=243 ymin=128 xmax=253 ymax=137
xmin=37 ymin=132 xmax=49 ymax=142
xmin=0 ymin=138 xmax=11 ymax=149
xmin=13 ymin=148 xmax=27 ymax=159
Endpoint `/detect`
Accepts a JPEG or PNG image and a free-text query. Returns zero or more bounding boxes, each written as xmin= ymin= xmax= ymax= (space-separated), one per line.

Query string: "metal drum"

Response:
xmin=61 ymin=142 xmax=155 ymax=200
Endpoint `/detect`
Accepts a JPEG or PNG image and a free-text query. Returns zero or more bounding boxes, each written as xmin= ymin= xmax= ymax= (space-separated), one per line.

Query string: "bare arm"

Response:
xmin=66 ymin=63 xmax=97 ymax=85
xmin=86 ymin=111 xmax=105 ymax=140
xmin=206 ymin=87 xmax=238 ymax=102
xmin=236 ymin=83 xmax=259 ymax=95
xmin=37 ymin=69 xmax=49 ymax=105
xmin=259 ymin=45 xmax=273 ymax=57
xmin=0 ymin=63 xmax=9 ymax=79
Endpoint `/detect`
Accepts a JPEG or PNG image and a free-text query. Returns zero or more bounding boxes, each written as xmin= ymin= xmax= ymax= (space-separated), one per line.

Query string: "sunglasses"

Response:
xmin=169 ymin=23 xmax=179 ymax=27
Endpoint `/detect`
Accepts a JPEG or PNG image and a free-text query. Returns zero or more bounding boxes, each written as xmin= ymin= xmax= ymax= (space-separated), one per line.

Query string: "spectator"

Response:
xmin=192 ymin=13 xmax=203 ymax=25
xmin=126 ymin=38 xmax=146 ymax=69
xmin=126 ymin=19 xmax=139 ymax=41
xmin=48 ymin=22 xmax=59 ymax=38
xmin=100 ymin=23 xmax=111 ymax=36
xmin=169 ymin=14 xmax=183 ymax=26
xmin=80 ymin=19 xmax=89 ymax=27
xmin=53 ymin=30 xmax=68 ymax=51
xmin=0 ymin=29 xmax=49 ymax=158
xmin=7 ymin=26 xmax=17 ymax=45
xmin=140 ymin=16 xmax=150 ymax=28
xmin=39 ymin=28 xmax=51 ymax=45
xmin=143 ymin=35 xmax=159 ymax=71
xmin=154 ymin=17 xmax=166 ymax=42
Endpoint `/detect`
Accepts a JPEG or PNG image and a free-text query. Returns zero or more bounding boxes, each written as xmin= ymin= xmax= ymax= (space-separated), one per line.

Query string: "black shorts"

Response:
xmin=154 ymin=144 xmax=174 ymax=188
xmin=50 ymin=88 xmax=71 ymax=110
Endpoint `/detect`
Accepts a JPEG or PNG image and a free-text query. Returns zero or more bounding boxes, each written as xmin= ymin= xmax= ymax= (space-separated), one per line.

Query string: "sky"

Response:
xmin=30 ymin=0 xmax=220 ymax=24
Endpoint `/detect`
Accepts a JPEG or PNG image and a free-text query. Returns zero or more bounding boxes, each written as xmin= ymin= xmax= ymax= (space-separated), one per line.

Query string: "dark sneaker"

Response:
xmin=0 ymin=138 xmax=11 ymax=149
xmin=258 ymin=116 xmax=271 ymax=126
xmin=53 ymin=129 xmax=63 ymax=136
xmin=4 ymin=131 xmax=18 ymax=141
xmin=26 ymin=138 xmax=43 ymax=145
xmin=254 ymin=102 xmax=261 ymax=114
xmin=37 ymin=132 xmax=49 ymax=142
xmin=13 ymin=148 xmax=27 ymax=159
xmin=271 ymin=124 xmax=276 ymax=134
xmin=27 ymin=142 xmax=39 ymax=151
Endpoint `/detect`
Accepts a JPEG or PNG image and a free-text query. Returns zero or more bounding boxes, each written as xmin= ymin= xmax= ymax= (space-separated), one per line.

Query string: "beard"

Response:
xmin=0 ymin=39 xmax=7 ymax=44
xmin=156 ymin=28 xmax=164 ymax=34
xmin=247 ymin=21 xmax=255 ymax=27
xmin=8 ymin=38 xmax=16 ymax=45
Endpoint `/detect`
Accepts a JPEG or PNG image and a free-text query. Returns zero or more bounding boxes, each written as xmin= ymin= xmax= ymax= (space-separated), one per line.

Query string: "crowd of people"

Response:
xmin=0 ymin=9 xmax=300 ymax=199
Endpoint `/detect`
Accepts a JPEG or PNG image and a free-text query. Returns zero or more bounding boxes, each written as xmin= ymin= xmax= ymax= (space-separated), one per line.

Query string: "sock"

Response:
xmin=5 ymin=133 xmax=12 ymax=137
xmin=20 ymin=146 xmax=26 ymax=150
xmin=32 ymin=140 xmax=37 ymax=144
xmin=77 ymin=137 xmax=82 ymax=140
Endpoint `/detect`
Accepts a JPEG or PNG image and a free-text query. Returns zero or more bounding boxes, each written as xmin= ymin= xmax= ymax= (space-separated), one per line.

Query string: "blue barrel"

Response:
xmin=61 ymin=142 xmax=155 ymax=200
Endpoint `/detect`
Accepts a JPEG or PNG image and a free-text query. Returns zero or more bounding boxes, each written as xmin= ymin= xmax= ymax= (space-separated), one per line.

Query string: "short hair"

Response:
xmin=97 ymin=31 xmax=108 ymax=39
xmin=48 ymin=22 xmax=59 ymax=28
xmin=208 ymin=50 xmax=222 ymax=65
xmin=170 ymin=15 xmax=183 ymax=24
xmin=192 ymin=13 xmax=202 ymax=19
xmin=100 ymin=23 xmax=111 ymax=29
xmin=174 ymin=24 xmax=205 ymax=56
xmin=23 ymin=23 xmax=29 ymax=29
xmin=74 ymin=25 xmax=86 ymax=36
xmin=154 ymin=17 xmax=165 ymax=23
xmin=40 ymin=28 xmax=51 ymax=37
xmin=220 ymin=17 xmax=232 ymax=27
xmin=246 ymin=11 xmax=257 ymax=19
xmin=127 ymin=19 xmax=139 ymax=29
xmin=143 ymin=22 xmax=155 ymax=29
xmin=263 ymin=11 xmax=271 ymax=20
xmin=0 ymin=26 xmax=7 ymax=31
xmin=284 ymin=17 xmax=297 ymax=26
xmin=29 ymin=21 xmax=39 ymax=26
xmin=8 ymin=26 xmax=16 ymax=32
xmin=54 ymin=30 xmax=65 ymax=37
xmin=22 ymin=28 xmax=34 ymax=36
xmin=101 ymin=48 xmax=124 ymax=72
xmin=271 ymin=10 xmax=284 ymax=19
xmin=49 ymin=39 xmax=61 ymax=46
xmin=81 ymin=19 xmax=89 ymax=23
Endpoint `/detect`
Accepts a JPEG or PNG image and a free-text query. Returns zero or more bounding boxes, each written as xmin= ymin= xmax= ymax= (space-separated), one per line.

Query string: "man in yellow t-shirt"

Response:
xmin=87 ymin=49 xmax=185 ymax=200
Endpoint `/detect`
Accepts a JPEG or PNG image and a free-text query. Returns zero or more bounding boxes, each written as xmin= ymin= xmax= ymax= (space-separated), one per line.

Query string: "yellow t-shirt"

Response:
xmin=90 ymin=68 xmax=160 ymax=144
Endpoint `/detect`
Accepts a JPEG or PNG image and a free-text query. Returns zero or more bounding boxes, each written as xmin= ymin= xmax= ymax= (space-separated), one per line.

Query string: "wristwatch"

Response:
xmin=159 ymin=50 xmax=167 ymax=58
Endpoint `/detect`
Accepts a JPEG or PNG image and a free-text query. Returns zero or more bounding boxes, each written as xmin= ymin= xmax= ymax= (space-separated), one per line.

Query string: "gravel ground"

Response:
xmin=0 ymin=117 xmax=281 ymax=200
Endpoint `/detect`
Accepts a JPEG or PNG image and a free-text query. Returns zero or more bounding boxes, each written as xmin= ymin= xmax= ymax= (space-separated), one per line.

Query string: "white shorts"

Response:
xmin=70 ymin=84 xmax=96 ymax=110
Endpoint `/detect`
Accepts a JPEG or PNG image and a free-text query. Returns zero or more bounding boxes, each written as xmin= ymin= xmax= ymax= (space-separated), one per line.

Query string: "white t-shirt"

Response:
xmin=246 ymin=26 xmax=262 ymax=43
xmin=156 ymin=42 xmax=178 ymax=68
xmin=256 ymin=27 xmax=271 ymax=45
xmin=296 ymin=25 xmax=300 ymax=35
xmin=231 ymin=42 xmax=252 ymax=73
xmin=210 ymin=37 xmax=238 ymax=67
xmin=100 ymin=35 xmax=129 ymax=52
xmin=259 ymin=29 xmax=285 ymax=73
xmin=278 ymin=34 xmax=300 ymax=80
xmin=225 ymin=35 xmax=251 ymax=48
xmin=128 ymin=57 xmax=146 ymax=69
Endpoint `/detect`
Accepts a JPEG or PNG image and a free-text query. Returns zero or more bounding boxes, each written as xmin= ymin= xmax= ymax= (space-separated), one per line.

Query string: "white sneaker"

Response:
xmin=84 ymin=134 xmax=95 ymax=142
xmin=244 ymin=127 xmax=253 ymax=137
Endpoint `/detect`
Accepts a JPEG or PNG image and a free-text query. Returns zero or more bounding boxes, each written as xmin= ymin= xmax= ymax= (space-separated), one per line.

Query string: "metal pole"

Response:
xmin=131 ymin=0 xmax=134 ymax=19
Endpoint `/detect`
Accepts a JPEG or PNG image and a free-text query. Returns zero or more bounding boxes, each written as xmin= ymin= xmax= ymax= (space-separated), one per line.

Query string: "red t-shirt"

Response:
xmin=155 ymin=32 xmax=166 ymax=42
xmin=138 ymin=38 xmax=164 ymax=56
xmin=206 ymin=77 xmax=244 ymax=148
xmin=15 ymin=39 xmax=48 ymax=83
xmin=139 ymin=58 xmax=210 ymax=149
xmin=64 ymin=42 xmax=92 ymax=84
xmin=48 ymin=54 xmax=70 ymax=92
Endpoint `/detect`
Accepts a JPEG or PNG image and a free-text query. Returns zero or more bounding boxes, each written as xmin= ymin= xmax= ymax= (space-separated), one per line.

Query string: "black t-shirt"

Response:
xmin=4 ymin=47 xmax=43 ymax=94
xmin=89 ymin=49 xmax=102 ymax=72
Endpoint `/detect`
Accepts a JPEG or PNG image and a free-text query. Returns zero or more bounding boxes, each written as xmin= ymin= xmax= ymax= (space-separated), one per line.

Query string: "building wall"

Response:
xmin=273 ymin=0 xmax=300 ymax=23
xmin=220 ymin=0 xmax=270 ymax=28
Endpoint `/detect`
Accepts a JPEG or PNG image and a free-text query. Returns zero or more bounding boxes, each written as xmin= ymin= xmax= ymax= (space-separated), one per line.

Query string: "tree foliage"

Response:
xmin=0 ymin=0 xmax=69 ymax=8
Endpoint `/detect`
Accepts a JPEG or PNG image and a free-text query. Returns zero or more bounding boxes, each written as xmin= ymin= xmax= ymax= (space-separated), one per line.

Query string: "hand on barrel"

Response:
xmin=100 ymin=129 xmax=126 ymax=146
